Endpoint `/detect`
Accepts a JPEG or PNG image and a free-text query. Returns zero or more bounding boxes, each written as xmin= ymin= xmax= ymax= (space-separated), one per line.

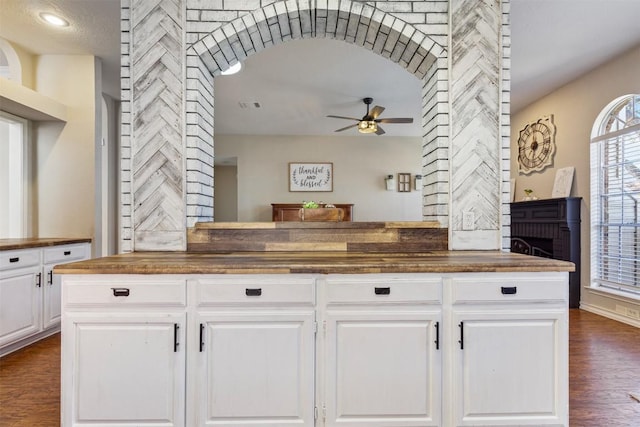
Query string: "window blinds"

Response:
xmin=592 ymin=127 xmax=640 ymax=294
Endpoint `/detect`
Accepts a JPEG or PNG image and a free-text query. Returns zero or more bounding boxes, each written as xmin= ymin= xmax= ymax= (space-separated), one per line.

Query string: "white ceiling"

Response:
xmin=1 ymin=0 xmax=640 ymax=136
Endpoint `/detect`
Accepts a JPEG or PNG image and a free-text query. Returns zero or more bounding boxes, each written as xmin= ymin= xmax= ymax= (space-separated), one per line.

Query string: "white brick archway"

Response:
xmin=185 ymin=0 xmax=450 ymax=230
xmin=120 ymin=0 xmax=509 ymax=252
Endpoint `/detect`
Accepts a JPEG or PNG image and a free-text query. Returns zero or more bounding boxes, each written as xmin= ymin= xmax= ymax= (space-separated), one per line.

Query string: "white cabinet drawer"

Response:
xmin=64 ymin=279 xmax=186 ymax=307
xmin=451 ymin=274 xmax=567 ymax=304
xmin=0 ymin=249 xmax=41 ymax=271
xmin=325 ymin=274 xmax=442 ymax=304
xmin=196 ymin=276 xmax=315 ymax=305
xmin=44 ymin=244 xmax=89 ymax=264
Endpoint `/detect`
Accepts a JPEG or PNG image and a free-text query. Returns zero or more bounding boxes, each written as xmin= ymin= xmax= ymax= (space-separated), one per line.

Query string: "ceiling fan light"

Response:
xmin=358 ymin=120 xmax=377 ymax=134
xmin=221 ymin=62 xmax=242 ymax=75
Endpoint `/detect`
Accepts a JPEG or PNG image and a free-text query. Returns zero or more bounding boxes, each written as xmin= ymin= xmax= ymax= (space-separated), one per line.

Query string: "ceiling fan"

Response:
xmin=327 ymin=97 xmax=414 ymax=135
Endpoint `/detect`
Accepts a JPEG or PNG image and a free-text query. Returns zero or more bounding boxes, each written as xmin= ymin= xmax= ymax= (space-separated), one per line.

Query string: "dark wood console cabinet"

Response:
xmin=510 ymin=197 xmax=581 ymax=308
xmin=271 ymin=203 xmax=354 ymax=222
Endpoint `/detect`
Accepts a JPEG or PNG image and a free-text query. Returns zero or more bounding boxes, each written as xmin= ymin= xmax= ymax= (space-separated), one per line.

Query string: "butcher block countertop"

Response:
xmin=0 ymin=237 xmax=92 ymax=251
xmin=54 ymin=250 xmax=575 ymax=275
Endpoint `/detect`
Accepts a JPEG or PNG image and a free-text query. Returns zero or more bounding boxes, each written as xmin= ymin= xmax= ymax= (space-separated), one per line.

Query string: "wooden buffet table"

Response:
xmin=272 ymin=203 xmax=354 ymax=221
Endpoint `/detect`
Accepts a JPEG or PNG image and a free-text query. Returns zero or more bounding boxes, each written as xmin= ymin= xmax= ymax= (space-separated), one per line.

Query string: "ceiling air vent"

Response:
xmin=238 ymin=101 xmax=261 ymax=109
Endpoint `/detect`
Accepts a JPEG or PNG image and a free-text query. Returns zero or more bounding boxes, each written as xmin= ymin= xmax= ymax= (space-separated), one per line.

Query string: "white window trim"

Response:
xmin=590 ymin=94 xmax=640 ymax=299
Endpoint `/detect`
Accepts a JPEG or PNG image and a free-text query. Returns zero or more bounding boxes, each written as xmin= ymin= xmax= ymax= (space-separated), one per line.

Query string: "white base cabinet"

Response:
xmin=0 ymin=242 xmax=89 ymax=356
xmin=190 ymin=276 xmax=316 ymax=426
xmin=321 ymin=275 xmax=442 ymax=427
xmin=61 ymin=272 xmax=569 ymax=427
xmin=61 ymin=276 xmax=187 ymax=427
xmin=447 ymin=274 xmax=568 ymax=426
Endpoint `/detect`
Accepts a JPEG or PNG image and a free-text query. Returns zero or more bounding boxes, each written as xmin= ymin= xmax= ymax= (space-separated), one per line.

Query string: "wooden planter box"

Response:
xmin=299 ymin=208 xmax=344 ymax=222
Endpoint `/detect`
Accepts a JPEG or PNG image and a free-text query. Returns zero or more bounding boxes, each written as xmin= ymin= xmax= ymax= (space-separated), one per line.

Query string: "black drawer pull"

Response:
xmin=501 ymin=286 xmax=517 ymax=295
xmin=245 ymin=288 xmax=262 ymax=296
xmin=64 ymin=251 xmax=71 ymax=256
xmin=112 ymin=288 xmax=130 ymax=297
xmin=9 ymin=257 xmax=19 ymax=263
xmin=199 ymin=323 xmax=205 ymax=352
xmin=374 ymin=287 xmax=391 ymax=295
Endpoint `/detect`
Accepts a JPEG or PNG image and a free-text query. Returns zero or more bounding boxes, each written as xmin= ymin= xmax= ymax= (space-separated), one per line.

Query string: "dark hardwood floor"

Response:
xmin=0 ymin=333 xmax=60 ymax=426
xmin=0 ymin=309 xmax=638 ymax=426
xmin=568 ymin=309 xmax=640 ymax=426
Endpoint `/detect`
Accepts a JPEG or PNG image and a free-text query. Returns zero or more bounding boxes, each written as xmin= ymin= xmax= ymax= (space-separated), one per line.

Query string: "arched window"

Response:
xmin=590 ymin=95 xmax=640 ymax=295
xmin=0 ymin=37 xmax=23 ymax=83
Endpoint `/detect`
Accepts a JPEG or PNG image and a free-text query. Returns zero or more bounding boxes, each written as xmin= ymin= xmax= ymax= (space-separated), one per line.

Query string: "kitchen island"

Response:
xmin=56 ymin=223 xmax=573 ymax=427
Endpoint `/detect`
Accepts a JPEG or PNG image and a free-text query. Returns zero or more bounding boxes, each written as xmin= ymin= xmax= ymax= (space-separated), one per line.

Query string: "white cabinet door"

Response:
xmin=0 ymin=267 xmax=42 ymax=346
xmin=62 ymin=313 xmax=186 ymax=427
xmin=42 ymin=264 xmax=60 ymax=329
xmin=194 ymin=310 xmax=315 ymax=427
xmin=323 ymin=309 xmax=442 ymax=427
xmin=452 ymin=309 xmax=568 ymax=426
xmin=44 ymin=242 xmax=90 ymax=330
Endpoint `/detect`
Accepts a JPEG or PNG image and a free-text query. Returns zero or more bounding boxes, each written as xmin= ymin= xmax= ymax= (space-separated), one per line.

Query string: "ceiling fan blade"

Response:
xmin=327 ymin=115 xmax=360 ymax=121
xmin=375 ymin=125 xmax=386 ymax=135
xmin=376 ymin=118 xmax=414 ymax=124
xmin=370 ymin=105 xmax=385 ymax=119
xmin=334 ymin=123 xmax=359 ymax=132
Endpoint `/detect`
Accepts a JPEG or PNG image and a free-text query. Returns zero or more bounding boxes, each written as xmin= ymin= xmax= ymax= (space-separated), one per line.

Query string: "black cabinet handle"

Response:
xmin=112 ymin=288 xmax=130 ymax=297
xmin=245 ymin=288 xmax=262 ymax=296
xmin=501 ymin=286 xmax=517 ymax=295
xmin=458 ymin=322 xmax=464 ymax=350
xmin=9 ymin=257 xmax=19 ymax=263
xmin=435 ymin=321 xmax=440 ymax=350
xmin=374 ymin=287 xmax=391 ymax=295
xmin=199 ymin=323 xmax=205 ymax=352
xmin=36 ymin=272 xmax=42 ymax=288
xmin=48 ymin=270 xmax=53 ymax=285
xmin=174 ymin=324 xmax=180 ymax=352
xmin=64 ymin=251 xmax=71 ymax=256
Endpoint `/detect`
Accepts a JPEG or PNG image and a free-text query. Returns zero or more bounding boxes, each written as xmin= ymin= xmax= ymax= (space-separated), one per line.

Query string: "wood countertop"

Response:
xmin=0 ymin=238 xmax=92 ymax=251
xmin=54 ymin=250 xmax=575 ymax=275
xmin=192 ymin=221 xmax=441 ymax=229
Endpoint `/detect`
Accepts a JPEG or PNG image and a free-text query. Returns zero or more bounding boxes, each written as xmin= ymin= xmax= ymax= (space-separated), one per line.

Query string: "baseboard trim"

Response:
xmin=0 ymin=326 xmax=60 ymax=358
xmin=580 ymin=303 xmax=640 ymax=328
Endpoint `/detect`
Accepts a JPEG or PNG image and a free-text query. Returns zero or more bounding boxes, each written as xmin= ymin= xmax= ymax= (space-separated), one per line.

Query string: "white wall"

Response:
xmin=34 ymin=55 xmax=97 ymax=243
xmin=215 ymin=134 xmax=423 ymax=222
xmin=215 ymin=165 xmax=238 ymax=221
xmin=511 ymin=44 xmax=640 ymax=324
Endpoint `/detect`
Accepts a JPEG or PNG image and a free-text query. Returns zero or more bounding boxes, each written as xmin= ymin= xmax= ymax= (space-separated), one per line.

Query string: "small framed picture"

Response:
xmin=552 ymin=166 xmax=575 ymax=198
xmin=289 ymin=162 xmax=333 ymax=192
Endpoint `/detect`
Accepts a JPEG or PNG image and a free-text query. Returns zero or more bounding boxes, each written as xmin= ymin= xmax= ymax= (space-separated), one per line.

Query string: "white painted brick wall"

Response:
xmin=123 ymin=0 xmax=509 ymax=250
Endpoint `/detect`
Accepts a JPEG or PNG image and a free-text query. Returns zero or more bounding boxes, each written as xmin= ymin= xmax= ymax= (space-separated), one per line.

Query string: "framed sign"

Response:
xmin=289 ymin=162 xmax=333 ymax=192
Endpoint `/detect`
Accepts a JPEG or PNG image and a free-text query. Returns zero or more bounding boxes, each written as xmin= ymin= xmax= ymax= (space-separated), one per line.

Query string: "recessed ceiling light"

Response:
xmin=221 ymin=62 xmax=242 ymax=76
xmin=39 ymin=12 xmax=69 ymax=27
